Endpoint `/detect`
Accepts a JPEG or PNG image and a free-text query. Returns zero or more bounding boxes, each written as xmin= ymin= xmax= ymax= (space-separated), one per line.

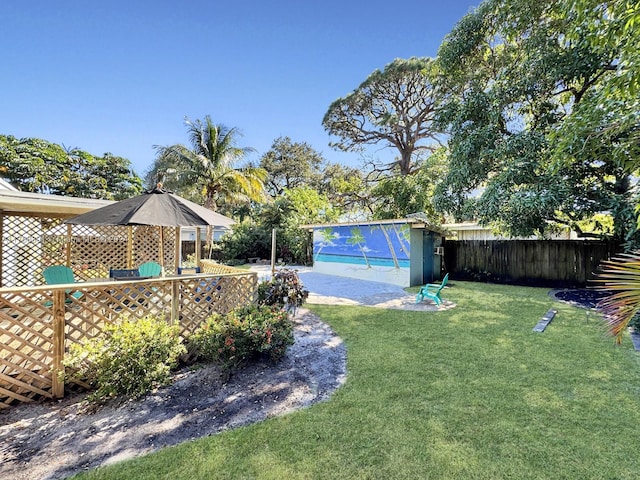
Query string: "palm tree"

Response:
xmin=314 ymin=227 xmax=336 ymax=262
xmin=347 ymin=227 xmax=371 ymax=268
xmin=594 ymin=252 xmax=640 ymax=344
xmin=153 ymin=116 xmax=267 ymax=212
xmin=371 ymin=224 xmax=399 ymax=268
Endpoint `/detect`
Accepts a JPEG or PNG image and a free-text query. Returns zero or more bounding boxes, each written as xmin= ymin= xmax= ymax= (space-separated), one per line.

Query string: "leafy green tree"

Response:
xmin=65 ymin=150 xmax=144 ymax=200
xmin=220 ymin=185 xmax=337 ymax=264
xmin=260 ymin=136 xmax=324 ymax=196
xmin=433 ymin=0 xmax=638 ymax=244
xmin=219 ymin=222 xmax=271 ymax=261
xmin=0 ymin=135 xmax=142 ymax=199
xmin=273 ymin=186 xmax=338 ymax=264
xmin=554 ymin=0 xmax=640 ymax=173
xmin=317 ymin=163 xmax=369 ymax=218
xmin=323 ymin=57 xmax=444 ymax=175
xmin=370 ymin=147 xmax=447 ymax=221
xmin=150 ymin=116 xmax=267 ymax=213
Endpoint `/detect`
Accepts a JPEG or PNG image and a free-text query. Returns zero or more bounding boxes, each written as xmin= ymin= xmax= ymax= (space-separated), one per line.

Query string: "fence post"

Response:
xmin=52 ymin=289 xmax=66 ymax=399
xmin=170 ymin=279 xmax=179 ymax=325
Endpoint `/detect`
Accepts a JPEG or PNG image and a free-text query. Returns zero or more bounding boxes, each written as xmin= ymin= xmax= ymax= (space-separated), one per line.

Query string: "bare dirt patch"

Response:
xmin=0 ymin=308 xmax=346 ymax=480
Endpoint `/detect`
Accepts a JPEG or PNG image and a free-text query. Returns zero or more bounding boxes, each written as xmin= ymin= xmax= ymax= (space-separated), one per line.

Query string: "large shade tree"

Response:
xmin=316 ymin=163 xmax=368 ymax=219
xmin=149 ymin=116 xmax=267 ymax=213
xmin=323 ymin=57 xmax=445 ymax=176
xmin=0 ymin=135 xmax=142 ymax=199
xmin=433 ymin=0 xmax=639 ymax=245
xmin=370 ymin=147 xmax=448 ymax=221
xmin=554 ymin=0 xmax=640 ymax=173
xmin=259 ymin=136 xmax=324 ymax=197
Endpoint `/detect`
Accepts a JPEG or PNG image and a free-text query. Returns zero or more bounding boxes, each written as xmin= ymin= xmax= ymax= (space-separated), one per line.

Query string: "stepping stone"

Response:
xmin=533 ymin=309 xmax=557 ymax=332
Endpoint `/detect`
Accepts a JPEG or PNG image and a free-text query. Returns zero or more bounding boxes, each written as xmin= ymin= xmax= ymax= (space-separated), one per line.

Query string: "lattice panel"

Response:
xmin=132 ymin=226 xmax=176 ymax=275
xmin=0 ymin=272 xmax=258 ymax=408
xmin=178 ymin=276 xmax=224 ymax=335
xmin=0 ymin=290 xmax=55 ymax=409
xmin=2 ymin=214 xmax=67 ymax=287
xmin=68 ymin=225 xmax=129 ymax=281
xmin=163 ymin=228 xmax=177 ymax=275
xmin=200 ymin=259 xmax=246 ymax=275
xmin=212 ymin=275 xmax=257 ymax=314
xmin=133 ymin=226 xmax=158 ymax=267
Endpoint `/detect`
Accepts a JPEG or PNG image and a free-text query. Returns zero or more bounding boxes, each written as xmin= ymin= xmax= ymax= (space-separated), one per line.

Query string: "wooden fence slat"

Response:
xmin=0 ymin=371 xmax=52 ymax=398
xmin=444 ymin=239 xmax=620 ymax=287
xmin=0 ymin=384 xmax=37 ymax=404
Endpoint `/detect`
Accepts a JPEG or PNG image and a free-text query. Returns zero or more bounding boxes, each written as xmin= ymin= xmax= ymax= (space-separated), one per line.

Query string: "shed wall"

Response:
xmin=311 ymin=222 xmax=415 ymax=287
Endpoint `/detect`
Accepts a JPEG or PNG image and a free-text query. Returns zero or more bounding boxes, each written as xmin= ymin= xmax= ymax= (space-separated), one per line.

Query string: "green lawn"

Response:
xmin=76 ymin=281 xmax=640 ymax=479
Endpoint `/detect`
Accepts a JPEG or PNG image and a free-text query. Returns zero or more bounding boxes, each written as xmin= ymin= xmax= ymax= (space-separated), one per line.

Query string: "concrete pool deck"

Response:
xmin=250 ymin=265 xmax=455 ymax=311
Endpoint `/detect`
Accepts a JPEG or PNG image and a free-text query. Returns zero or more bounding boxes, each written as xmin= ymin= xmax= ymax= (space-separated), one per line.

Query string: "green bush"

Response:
xmin=63 ymin=315 xmax=186 ymax=402
xmin=218 ymin=222 xmax=271 ymax=262
xmin=190 ymin=305 xmax=294 ymax=373
xmin=257 ymin=268 xmax=309 ymax=314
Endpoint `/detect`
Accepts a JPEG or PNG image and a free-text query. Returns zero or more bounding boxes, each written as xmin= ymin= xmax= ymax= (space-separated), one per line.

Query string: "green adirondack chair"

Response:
xmin=42 ymin=265 xmax=84 ymax=304
xmin=415 ymin=273 xmax=449 ymax=305
xmin=138 ymin=261 xmax=162 ymax=277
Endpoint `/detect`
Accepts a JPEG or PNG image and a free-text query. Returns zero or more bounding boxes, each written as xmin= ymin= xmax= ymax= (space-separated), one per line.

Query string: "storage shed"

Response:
xmin=302 ymin=218 xmax=444 ymax=287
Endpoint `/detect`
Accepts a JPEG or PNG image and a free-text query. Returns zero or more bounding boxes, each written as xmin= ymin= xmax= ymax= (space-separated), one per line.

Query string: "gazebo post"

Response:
xmin=158 ymin=226 xmax=164 ymax=271
xmin=64 ymin=223 xmax=72 ymax=267
xmin=174 ymin=226 xmax=180 ymax=273
xmin=195 ymin=227 xmax=201 ymax=269
xmin=126 ymin=227 xmax=134 ymax=268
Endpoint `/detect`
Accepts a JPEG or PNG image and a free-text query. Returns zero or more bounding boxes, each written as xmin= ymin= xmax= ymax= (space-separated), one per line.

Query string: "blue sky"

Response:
xmin=1 ymin=1 xmax=479 ymax=178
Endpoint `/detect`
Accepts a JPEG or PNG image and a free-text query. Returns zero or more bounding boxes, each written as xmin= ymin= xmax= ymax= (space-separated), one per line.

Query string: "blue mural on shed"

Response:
xmin=313 ymin=223 xmax=411 ymax=268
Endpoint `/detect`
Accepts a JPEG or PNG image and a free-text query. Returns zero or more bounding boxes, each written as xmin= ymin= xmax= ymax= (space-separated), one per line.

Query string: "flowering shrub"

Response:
xmin=257 ymin=268 xmax=309 ymax=314
xmin=62 ymin=315 xmax=186 ymax=402
xmin=190 ymin=305 xmax=294 ymax=374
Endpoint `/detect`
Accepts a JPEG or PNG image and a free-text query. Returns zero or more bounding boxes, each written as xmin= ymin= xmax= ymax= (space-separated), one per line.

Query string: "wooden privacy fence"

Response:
xmin=444 ymin=240 xmax=620 ymax=287
xmin=0 ymin=271 xmax=257 ymax=409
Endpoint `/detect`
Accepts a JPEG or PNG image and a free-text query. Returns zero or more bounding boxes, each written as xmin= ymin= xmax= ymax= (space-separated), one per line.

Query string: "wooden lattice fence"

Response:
xmin=0 ymin=271 xmax=257 ymax=409
xmin=1 ymin=212 xmax=181 ymax=287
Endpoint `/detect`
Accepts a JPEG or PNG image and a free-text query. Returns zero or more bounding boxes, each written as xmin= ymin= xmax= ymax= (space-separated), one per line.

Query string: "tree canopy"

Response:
xmin=433 ymin=0 xmax=639 ymax=244
xmin=323 ymin=57 xmax=444 ymax=175
xmin=553 ymin=0 xmax=640 ymax=173
xmin=149 ymin=116 xmax=267 ymax=213
xmin=0 ymin=135 xmax=142 ymax=200
xmin=259 ymin=136 xmax=324 ymax=197
xmin=370 ymin=147 xmax=447 ymax=221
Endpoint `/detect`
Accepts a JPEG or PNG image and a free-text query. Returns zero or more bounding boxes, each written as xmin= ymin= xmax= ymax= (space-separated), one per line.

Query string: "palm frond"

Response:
xmin=154 ymin=116 xmax=266 ymax=211
xmin=594 ymin=251 xmax=640 ymax=343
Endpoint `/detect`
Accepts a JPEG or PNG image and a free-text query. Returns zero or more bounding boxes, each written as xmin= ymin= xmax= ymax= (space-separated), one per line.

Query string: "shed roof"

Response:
xmin=0 ymin=189 xmax=113 ymax=216
xmin=300 ymin=217 xmax=445 ymax=234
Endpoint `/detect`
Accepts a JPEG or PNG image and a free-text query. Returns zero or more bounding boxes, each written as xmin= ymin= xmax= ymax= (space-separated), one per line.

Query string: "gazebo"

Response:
xmin=0 ymin=188 xmax=256 ymax=409
xmin=0 ymin=187 xmax=233 ymax=287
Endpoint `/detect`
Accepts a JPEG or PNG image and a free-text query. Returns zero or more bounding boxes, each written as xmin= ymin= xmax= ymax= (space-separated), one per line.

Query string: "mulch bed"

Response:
xmin=550 ymin=288 xmax=640 ymax=351
xmin=550 ymin=288 xmax=609 ymax=309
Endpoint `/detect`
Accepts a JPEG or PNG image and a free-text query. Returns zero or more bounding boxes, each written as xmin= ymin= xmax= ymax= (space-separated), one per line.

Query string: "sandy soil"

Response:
xmin=0 ymin=308 xmax=347 ymax=480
